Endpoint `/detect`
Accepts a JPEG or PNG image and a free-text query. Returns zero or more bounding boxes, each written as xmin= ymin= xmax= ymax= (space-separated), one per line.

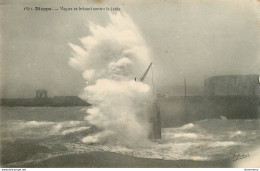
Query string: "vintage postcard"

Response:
xmin=0 ymin=0 xmax=259 ymax=168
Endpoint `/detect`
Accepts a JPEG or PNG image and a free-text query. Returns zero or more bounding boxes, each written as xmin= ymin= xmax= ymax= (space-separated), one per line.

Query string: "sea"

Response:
xmin=1 ymin=106 xmax=260 ymax=167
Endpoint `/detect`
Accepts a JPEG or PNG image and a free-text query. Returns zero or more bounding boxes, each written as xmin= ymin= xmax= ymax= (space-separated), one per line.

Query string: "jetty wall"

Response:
xmin=0 ymin=96 xmax=90 ymax=107
xmin=158 ymin=96 xmax=260 ymax=127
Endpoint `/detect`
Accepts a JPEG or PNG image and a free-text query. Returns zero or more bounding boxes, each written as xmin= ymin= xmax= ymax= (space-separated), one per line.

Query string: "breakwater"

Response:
xmin=0 ymin=96 xmax=90 ymax=107
xmin=158 ymin=96 xmax=260 ymax=127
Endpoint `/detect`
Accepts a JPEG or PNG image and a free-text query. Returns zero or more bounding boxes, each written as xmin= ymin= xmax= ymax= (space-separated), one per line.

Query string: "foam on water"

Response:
xmin=60 ymin=119 xmax=259 ymax=161
xmin=173 ymin=133 xmax=198 ymax=138
xmin=1 ymin=120 xmax=90 ymax=140
xmin=180 ymin=123 xmax=195 ymax=129
xmin=68 ymin=12 xmax=153 ymax=147
xmin=62 ymin=127 xmax=90 ymax=135
xmin=2 ymin=115 xmax=260 ymax=166
xmin=1 ymin=107 xmax=259 ymax=165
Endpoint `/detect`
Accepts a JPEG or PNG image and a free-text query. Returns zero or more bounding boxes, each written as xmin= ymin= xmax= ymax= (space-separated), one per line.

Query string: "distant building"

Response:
xmin=35 ymin=89 xmax=48 ymax=98
xmin=204 ymin=75 xmax=260 ymax=96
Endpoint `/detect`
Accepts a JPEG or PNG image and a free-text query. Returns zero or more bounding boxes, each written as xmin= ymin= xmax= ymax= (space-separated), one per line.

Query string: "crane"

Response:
xmin=139 ymin=62 xmax=153 ymax=82
xmin=136 ymin=62 xmax=154 ymax=94
xmin=136 ymin=62 xmax=161 ymax=139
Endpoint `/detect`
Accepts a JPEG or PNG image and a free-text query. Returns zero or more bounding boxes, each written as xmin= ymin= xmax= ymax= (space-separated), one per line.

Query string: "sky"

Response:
xmin=1 ymin=0 xmax=260 ymax=98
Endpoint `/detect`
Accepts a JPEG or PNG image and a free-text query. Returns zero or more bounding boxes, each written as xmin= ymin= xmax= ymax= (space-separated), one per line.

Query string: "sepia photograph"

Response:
xmin=0 ymin=0 xmax=260 ymax=168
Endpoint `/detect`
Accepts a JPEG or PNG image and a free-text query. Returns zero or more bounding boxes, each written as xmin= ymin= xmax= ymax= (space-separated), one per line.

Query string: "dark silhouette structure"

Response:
xmin=138 ymin=62 xmax=161 ymax=139
xmin=35 ymin=89 xmax=48 ymax=98
xmin=204 ymin=75 xmax=259 ymax=96
xmin=149 ymin=101 xmax=161 ymax=139
xmin=1 ymin=88 xmax=90 ymax=107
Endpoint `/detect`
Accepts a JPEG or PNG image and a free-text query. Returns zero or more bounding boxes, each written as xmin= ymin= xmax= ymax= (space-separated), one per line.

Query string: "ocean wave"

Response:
xmin=229 ymin=131 xmax=245 ymax=138
xmin=180 ymin=123 xmax=195 ymax=129
xmin=1 ymin=120 xmax=90 ymax=140
xmin=2 ymin=117 xmax=259 ymax=163
xmin=24 ymin=121 xmax=55 ymax=127
xmin=64 ymin=141 xmax=210 ymax=161
xmin=207 ymin=141 xmax=238 ymax=147
xmin=173 ymin=133 xmax=198 ymax=138
xmin=62 ymin=127 xmax=90 ymax=135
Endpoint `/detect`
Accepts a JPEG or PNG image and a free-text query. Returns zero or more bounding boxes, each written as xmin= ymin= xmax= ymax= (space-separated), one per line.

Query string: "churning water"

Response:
xmin=1 ymin=106 xmax=259 ymax=167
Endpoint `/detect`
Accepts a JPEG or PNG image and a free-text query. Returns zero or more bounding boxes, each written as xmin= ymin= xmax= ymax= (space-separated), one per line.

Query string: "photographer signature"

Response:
xmin=232 ymin=153 xmax=250 ymax=162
